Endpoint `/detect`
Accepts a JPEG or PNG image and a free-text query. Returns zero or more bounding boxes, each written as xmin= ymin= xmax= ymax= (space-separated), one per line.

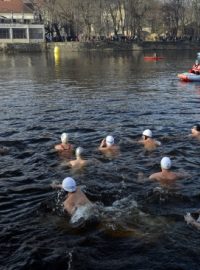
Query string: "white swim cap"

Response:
xmin=106 ymin=135 xmax=114 ymax=146
xmin=61 ymin=133 xmax=68 ymax=144
xmin=142 ymin=129 xmax=152 ymax=138
xmin=76 ymin=147 xmax=84 ymax=156
xmin=160 ymin=157 xmax=172 ymax=170
xmin=62 ymin=177 xmax=77 ymax=192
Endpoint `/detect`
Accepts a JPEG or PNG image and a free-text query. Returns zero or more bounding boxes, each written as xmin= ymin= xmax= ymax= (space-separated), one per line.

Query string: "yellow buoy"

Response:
xmin=54 ymin=46 xmax=60 ymax=54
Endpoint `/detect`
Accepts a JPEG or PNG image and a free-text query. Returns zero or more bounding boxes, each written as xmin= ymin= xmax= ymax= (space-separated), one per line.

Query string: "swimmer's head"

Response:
xmin=192 ymin=124 xmax=200 ymax=132
xmin=76 ymin=147 xmax=84 ymax=157
xmin=61 ymin=133 xmax=69 ymax=144
xmin=62 ymin=177 xmax=77 ymax=192
xmin=160 ymin=157 xmax=172 ymax=170
xmin=106 ymin=135 xmax=114 ymax=146
xmin=142 ymin=129 xmax=152 ymax=139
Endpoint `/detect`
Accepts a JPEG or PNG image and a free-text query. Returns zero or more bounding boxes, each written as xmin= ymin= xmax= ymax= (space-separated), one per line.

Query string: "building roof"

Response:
xmin=0 ymin=0 xmax=34 ymax=13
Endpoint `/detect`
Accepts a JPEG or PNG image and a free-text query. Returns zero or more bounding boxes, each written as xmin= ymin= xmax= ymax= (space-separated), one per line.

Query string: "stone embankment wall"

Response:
xmin=0 ymin=40 xmax=200 ymax=53
xmin=0 ymin=43 xmax=46 ymax=53
xmin=47 ymin=41 xmax=142 ymax=51
xmin=47 ymin=40 xmax=200 ymax=52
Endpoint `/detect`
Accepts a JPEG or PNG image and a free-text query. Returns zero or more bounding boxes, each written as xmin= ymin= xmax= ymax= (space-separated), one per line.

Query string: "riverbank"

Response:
xmin=0 ymin=40 xmax=200 ymax=53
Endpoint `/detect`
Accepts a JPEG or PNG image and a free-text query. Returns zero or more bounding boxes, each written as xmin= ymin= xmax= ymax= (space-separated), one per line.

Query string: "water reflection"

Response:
xmin=54 ymin=50 xmax=61 ymax=77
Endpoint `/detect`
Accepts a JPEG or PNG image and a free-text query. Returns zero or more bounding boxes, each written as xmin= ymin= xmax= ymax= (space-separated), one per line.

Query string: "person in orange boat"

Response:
xmin=191 ymin=60 xmax=200 ymax=75
xmin=54 ymin=132 xmax=73 ymax=153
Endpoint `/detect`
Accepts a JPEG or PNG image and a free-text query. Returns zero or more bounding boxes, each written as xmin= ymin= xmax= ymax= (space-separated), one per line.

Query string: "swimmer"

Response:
xmin=51 ymin=177 xmax=92 ymax=216
xmin=149 ymin=157 xmax=182 ymax=182
xmin=138 ymin=129 xmax=161 ymax=151
xmin=184 ymin=212 xmax=200 ymax=230
xmin=98 ymin=135 xmax=120 ymax=157
xmin=67 ymin=147 xmax=88 ymax=169
xmin=190 ymin=124 xmax=200 ymax=139
xmin=54 ymin=132 xmax=73 ymax=152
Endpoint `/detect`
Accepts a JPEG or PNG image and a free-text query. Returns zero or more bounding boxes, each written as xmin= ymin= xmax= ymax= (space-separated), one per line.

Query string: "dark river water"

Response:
xmin=1 ymin=49 xmax=200 ymax=270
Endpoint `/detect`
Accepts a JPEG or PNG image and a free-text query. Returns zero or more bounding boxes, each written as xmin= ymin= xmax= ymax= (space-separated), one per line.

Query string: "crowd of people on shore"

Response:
xmin=49 ymin=124 xmax=200 ymax=229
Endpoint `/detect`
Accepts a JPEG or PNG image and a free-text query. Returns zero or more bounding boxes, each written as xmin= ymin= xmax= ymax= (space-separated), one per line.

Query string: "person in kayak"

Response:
xmin=191 ymin=60 xmax=200 ymax=75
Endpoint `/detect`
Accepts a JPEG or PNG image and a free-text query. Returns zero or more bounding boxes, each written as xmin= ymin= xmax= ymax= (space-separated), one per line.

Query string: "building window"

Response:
xmin=13 ymin=28 xmax=27 ymax=39
xmin=0 ymin=28 xmax=10 ymax=39
xmin=29 ymin=28 xmax=43 ymax=39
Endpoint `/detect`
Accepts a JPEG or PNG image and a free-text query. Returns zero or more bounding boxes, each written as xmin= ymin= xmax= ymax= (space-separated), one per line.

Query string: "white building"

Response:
xmin=0 ymin=0 xmax=44 ymax=43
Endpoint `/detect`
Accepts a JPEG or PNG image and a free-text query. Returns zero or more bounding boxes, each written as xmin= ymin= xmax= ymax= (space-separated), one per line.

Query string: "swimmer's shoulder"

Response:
xmin=149 ymin=172 xmax=162 ymax=181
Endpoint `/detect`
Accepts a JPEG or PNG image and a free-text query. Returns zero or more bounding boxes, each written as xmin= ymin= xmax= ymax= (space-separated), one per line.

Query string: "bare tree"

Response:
xmin=161 ymin=0 xmax=186 ymax=38
xmin=192 ymin=0 xmax=200 ymax=40
xmin=27 ymin=0 xmax=200 ymax=42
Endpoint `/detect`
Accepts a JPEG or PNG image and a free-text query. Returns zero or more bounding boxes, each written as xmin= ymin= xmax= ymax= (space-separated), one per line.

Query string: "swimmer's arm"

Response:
xmin=99 ymin=139 xmax=106 ymax=149
xmin=185 ymin=213 xmax=200 ymax=230
xmin=191 ymin=220 xmax=200 ymax=230
xmin=176 ymin=171 xmax=190 ymax=179
xmin=54 ymin=145 xmax=59 ymax=150
xmin=54 ymin=144 xmax=62 ymax=151
xmin=155 ymin=140 xmax=161 ymax=146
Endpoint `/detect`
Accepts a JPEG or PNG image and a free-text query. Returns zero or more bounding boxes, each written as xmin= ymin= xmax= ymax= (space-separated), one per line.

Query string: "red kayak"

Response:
xmin=144 ymin=56 xmax=164 ymax=61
